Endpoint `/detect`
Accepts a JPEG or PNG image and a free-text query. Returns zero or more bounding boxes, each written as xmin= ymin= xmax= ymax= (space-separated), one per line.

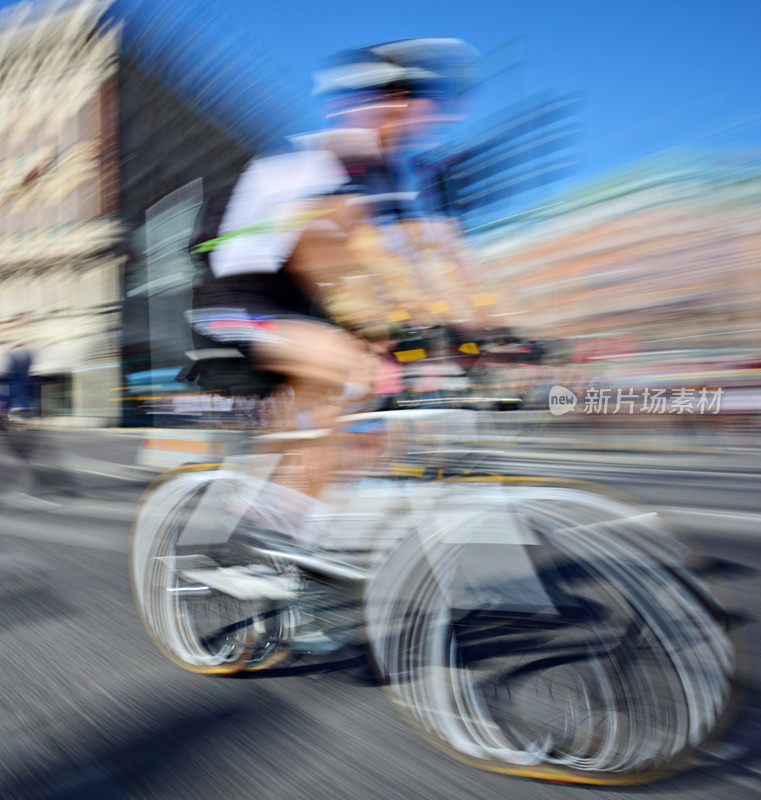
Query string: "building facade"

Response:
xmin=477 ymin=155 xmax=761 ymax=354
xmin=0 ymin=0 xmax=291 ymax=423
xmin=0 ymin=0 xmax=122 ymax=421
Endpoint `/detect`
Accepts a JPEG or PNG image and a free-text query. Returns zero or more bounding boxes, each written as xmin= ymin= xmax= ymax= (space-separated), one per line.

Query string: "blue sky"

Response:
xmin=225 ymin=0 xmax=761 ymax=186
xmin=5 ymin=0 xmax=759 ymax=206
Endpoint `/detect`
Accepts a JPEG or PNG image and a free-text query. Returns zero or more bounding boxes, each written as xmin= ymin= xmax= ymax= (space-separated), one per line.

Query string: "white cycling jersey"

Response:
xmin=209 ymin=148 xmax=349 ymax=278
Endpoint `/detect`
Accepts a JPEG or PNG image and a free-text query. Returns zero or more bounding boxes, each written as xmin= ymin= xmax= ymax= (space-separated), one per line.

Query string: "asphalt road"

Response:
xmin=0 ymin=428 xmax=760 ymax=800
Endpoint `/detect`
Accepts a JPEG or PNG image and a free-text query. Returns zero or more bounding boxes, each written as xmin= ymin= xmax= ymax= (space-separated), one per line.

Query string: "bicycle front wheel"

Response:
xmin=364 ymin=479 xmax=740 ymax=784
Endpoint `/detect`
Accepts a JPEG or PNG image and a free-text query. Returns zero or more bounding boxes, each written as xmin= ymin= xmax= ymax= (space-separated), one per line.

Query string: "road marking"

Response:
xmin=661 ymin=506 xmax=761 ymax=538
xmin=0 ymin=520 xmax=127 ymax=551
xmin=1 ymin=501 xmax=759 ymax=559
xmin=142 ymin=437 xmax=225 ymax=454
xmin=664 ymin=507 xmax=761 ymax=523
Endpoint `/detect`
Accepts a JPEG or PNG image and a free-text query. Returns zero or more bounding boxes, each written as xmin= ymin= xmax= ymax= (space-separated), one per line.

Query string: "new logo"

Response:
xmin=548 ymin=385 xmax=578 ymax=416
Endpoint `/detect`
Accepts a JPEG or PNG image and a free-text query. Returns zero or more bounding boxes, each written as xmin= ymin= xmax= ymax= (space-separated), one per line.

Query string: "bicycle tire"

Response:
xmin=130 ymin=466 xmax=293 ymax=674
xmin=363 ymin=475 xmax=743 ymax=784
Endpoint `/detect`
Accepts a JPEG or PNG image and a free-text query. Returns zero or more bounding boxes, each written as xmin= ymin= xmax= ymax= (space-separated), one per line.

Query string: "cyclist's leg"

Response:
xmin=186 ymin=305 xmax=376 ymax=542
xmin=250 ymin=318 xmax=376 ymax=499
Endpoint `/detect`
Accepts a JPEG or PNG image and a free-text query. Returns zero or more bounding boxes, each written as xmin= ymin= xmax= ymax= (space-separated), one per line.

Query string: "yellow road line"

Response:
xmin=142 ymin=438 xmax=227 ymax=454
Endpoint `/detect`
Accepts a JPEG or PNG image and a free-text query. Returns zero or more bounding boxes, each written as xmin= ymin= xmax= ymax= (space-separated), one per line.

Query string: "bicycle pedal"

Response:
xmin=291 ymin=630 xmax=347 ymax=655
xmin=180 ymin=566 xmax=298 ymax=601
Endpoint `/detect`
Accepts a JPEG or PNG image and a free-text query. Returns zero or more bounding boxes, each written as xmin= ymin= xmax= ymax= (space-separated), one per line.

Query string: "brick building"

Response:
xmin=477 ymin=155 xmax=761 ymax=354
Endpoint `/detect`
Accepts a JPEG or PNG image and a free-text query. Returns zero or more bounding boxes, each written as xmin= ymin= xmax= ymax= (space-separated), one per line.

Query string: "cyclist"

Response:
xmin=188 ymin=38 xmax=484 ymax=551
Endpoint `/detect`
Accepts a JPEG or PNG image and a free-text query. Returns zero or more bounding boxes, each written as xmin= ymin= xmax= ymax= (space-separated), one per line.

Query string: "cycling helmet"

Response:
xmin=313 ymin=38 xmax=481 ymax=101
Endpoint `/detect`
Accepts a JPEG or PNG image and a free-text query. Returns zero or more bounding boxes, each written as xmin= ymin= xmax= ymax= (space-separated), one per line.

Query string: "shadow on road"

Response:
xmin=0 ymin=697 xmax=306 ymax=800
xmin=0 ymin=425 xmax=82 ymax=498
xmin=225 ymin=643 xmax=378 ymax=686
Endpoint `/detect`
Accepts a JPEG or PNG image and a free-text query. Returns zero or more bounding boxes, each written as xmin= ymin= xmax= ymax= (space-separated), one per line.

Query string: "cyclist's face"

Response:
xmin=328 ymin=94 xmax=455 ymax=152
xmin=383 ymin=97 xmax=467 ymax=154
xmin=376 ymin=97 xmax=452 ymax=153
xmin=388 ymin=97 xmax=438 ymax=135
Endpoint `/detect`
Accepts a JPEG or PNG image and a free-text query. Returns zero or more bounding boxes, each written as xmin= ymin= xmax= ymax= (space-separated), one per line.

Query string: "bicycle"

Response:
xmin=129 ymin=342 xmax=743 ymax=785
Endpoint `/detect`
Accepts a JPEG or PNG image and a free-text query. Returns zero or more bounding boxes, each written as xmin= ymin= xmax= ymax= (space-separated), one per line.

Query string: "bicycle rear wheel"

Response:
xmin=364 ymin=479 xmax=740 ymax=783
xmin=130 ymin=469 xmax=294 ymax=674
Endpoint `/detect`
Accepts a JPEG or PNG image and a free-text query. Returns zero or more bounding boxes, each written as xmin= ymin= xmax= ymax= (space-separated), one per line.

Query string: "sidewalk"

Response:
xmin=28 ymin=412 xmax=761 ymax=462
